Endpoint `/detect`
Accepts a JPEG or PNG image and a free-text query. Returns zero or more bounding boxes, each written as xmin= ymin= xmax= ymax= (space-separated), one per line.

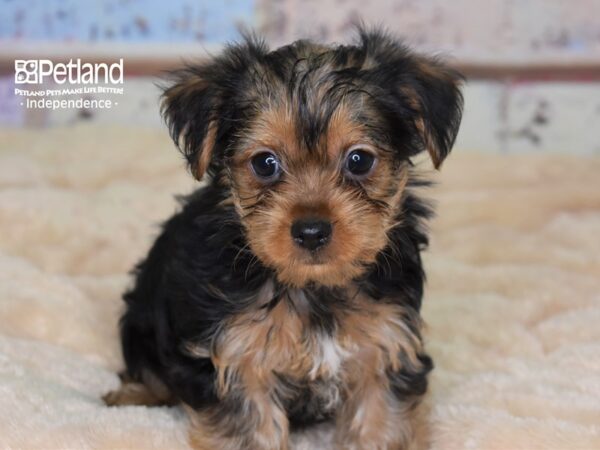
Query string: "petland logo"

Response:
xmin=14 ymin=58 xmax=124 ymax=110
xmin=15 ymin=59 xmax=124 ymax=85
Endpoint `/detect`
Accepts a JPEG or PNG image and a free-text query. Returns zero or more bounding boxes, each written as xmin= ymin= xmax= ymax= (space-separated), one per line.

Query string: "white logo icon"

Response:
xmin=15 ymin=60 xmax=38 ymax=84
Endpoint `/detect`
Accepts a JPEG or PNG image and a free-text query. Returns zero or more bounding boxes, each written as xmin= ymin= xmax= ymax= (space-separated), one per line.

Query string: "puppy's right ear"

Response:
xmin=161 ymin=67 xmax=219 ymax=180
xmin=162 ymin=36 xmax=269 ymax=180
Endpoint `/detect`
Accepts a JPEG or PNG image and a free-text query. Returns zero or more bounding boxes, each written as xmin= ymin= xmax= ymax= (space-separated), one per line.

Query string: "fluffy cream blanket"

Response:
xmin=0 ymin=125 xmax=599 ymax=449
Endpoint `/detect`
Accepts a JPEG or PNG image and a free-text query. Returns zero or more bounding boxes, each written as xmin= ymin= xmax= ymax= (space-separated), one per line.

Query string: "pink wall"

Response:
xmin=259 ymin=0 xmax=600 ymax=64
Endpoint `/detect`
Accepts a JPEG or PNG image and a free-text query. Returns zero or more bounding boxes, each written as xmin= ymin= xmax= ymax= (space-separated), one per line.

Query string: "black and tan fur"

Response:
xmin=104 ymin=27 xmax=463 ymax=450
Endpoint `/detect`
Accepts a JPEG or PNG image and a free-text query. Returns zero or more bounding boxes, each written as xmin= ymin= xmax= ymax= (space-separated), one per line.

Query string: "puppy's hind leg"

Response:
xmin=103 ymin=370 xmax=176 ymax=407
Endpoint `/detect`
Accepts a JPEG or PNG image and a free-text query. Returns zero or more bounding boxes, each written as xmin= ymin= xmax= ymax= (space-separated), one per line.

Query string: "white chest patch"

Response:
xmin=309 ymin=334 xmax=349 ymax=379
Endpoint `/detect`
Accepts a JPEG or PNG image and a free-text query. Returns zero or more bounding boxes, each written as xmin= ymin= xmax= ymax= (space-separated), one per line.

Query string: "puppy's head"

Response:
xmin=162 ymin=28 xmax=463 ymax=287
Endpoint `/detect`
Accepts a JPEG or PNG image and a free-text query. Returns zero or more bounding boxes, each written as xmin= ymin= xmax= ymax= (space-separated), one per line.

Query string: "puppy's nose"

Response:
xmin=291 ymin=219 xmax=332 ymax=251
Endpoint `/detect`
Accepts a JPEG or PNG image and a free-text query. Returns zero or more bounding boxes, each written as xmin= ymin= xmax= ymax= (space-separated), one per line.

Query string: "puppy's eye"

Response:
xmin=251 ymin=152 xmax=281 ymax=180
xmin=345 ymin=149 xmax=376 ymax=177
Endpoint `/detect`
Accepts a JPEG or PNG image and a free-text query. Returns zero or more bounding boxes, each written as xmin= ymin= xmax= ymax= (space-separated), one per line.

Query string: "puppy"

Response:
xmin=104 ymin=27 xmax=463 ymax=450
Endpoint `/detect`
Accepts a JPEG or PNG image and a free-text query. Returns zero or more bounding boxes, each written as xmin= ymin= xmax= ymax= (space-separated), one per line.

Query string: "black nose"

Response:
xmin=291 ymin=219 xmax=332 ymax=251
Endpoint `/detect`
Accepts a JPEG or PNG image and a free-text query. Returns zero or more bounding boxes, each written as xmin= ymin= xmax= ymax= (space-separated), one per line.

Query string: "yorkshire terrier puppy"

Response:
xmin=104 ymin=27 xmax=463 ymax=450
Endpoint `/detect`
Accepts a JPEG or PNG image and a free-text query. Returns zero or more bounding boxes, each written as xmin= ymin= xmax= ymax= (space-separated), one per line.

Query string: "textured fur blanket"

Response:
xmin=0 ymin=125 xmax=599 ymax=449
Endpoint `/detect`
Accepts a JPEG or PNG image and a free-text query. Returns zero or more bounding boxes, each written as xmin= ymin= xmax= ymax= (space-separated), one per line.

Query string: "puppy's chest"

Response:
xmin=212 ymin=288 xmax=417 ymax=399
xmin=214 ymin=291 xmax=349 ymax=384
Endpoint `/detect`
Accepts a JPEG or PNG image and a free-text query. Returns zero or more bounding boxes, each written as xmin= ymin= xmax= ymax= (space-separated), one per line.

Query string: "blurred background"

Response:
xmin=1 ymin=0 xmax=600 ymax=154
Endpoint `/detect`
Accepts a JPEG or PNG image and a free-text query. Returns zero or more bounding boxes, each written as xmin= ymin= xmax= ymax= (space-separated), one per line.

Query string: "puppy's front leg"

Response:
xmin=335 ymin=351 xmax=431 ymax=450
xmin=187 ymin=388 xmax=289 ymax=450
xmin=335 ymin=377 xmax=416 ymax=450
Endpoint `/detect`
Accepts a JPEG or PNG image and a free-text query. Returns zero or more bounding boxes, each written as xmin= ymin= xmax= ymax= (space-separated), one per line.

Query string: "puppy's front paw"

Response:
xmin=102 ymin=381 xmax=167 ymax=407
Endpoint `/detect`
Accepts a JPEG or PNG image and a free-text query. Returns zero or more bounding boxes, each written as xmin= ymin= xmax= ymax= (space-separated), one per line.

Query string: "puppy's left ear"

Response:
xmin=407 ymin=58 xmax=464 ymax=169
xmin=360 ymin=29 xmax=464 ymax=169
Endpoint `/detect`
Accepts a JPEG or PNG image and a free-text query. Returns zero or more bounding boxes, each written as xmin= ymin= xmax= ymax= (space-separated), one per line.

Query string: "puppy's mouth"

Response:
xmin=299 ymin=251 xmax=330 ymax=266
xmin=281 ymin=249 xmax=359 ymax=288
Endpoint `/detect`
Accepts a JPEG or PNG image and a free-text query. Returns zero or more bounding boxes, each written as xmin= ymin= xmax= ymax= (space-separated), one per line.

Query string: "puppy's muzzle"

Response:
xmin=291 ymin=218 xmax=332 ymax=251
